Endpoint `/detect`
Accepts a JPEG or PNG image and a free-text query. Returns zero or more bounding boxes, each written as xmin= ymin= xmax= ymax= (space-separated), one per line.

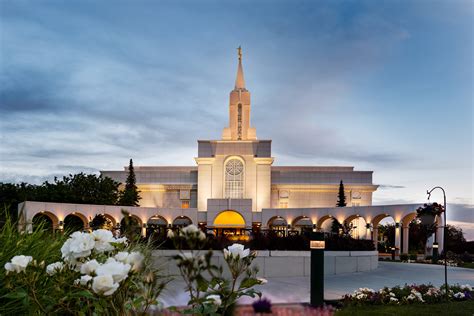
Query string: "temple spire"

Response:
xmin=234 ymin=46 xmax=246 ymax=90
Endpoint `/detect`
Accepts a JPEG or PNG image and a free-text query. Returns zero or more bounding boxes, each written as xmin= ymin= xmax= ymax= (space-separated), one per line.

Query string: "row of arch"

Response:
xmin=267 ymin=213 xmax=419 ymax=230
xmin=32 ymin=211 xmax=418 ymax=233
xmin=32 ymin=211 xmax=194 ymax=231
xmin=30 ymin=208 xmax=444 ymax=254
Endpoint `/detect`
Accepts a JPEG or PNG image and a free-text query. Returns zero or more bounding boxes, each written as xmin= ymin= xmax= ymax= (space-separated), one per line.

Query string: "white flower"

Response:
xmin=126 ymin=251 xmax=145 ymax=272
xmin=198 ymin=231 xmax=206 ymax=240
xmin=5 ymin=255 xmax=33 ymax=273
xmin=181 ymin=224 xmax=199 ymax=234
xmin=355 ymin=293 xmax=367 ymax=300
xmin=461 ymin=284 xmax=472 ymax=291
xmin=92 ymin=229 xmax=115 ymax=253
xmin=80 ymin=259 xmax=100 ymax=275
xmin=257 ymin=277 xmax=268 ymax=285
xmin=454 ymin=292 xmax=465 ymax=299
xmin=390 ymin=297 xmax=399 ymax=302
xmin=75 ymin=275 xmax=93 ymax=286
xmin=113 ymin=251 xmax=143 ymax=272
xmin=113 ymin=236 xmax=128 ymax=244
xmin=95 ymin=258 xmax=131 ymax=283
xmin=224 ymin=243 xmax=250 ymax=259
xmin=61 ymin=232 xmax=95 ymax=261
xmin=92 ymin=275 xmax=119 ymax=296
xmin=46 ymin=262 xmax=64 ymax=275
xmin=207 ymin=294 xmax=221 ymax=306
xmin=389 ymin=292 xmax=396 ymax=297
xmin=167 ymin=230 xmax=175 ymax=238
xmin=115 ymin=252 xmax=130 ymax=262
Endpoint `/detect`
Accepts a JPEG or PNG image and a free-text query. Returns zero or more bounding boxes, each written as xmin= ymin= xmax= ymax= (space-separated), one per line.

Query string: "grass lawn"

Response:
xmin=461 ymin=262 xmax=474 ymax=269
xmin=335 ymin=300 xmax=474 ymax=316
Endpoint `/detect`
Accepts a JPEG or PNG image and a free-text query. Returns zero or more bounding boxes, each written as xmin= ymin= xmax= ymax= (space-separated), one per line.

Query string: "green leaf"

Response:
xmin=196 ymin=275 xmax=209 ymax=292
xmin=4 ymin=290 xmax=28 ymax=299
xmin=75 ymin=290 xmax=94 ymax=299
xmin=239 ymin=277 xmax=259 ymax=290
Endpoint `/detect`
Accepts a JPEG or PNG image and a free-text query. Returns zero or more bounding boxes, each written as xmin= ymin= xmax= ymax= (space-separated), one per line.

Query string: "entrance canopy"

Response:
xmin=213 ymin=210 xmax=245 ymax=228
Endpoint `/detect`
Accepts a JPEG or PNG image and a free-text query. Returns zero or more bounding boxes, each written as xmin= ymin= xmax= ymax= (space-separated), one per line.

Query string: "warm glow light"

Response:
xmin=310 ymin=240 xmax=325 ymax=249
xmin=214 ymin=210 xmax=245 ymax=227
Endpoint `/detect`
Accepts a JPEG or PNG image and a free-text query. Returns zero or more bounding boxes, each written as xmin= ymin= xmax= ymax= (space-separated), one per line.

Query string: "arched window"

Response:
xmin=225 ymin=158 xmax=244 ymax=198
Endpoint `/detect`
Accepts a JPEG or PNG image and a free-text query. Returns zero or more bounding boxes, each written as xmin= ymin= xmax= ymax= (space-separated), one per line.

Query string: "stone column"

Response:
xmin=394 ymin=224 xmax=401 ymax=255
xmin=402 ymin=226 xmax=409 ymax=254
xmin=426 ymin=235 xmax=434 ymax=256
xmin=372 ymin=226 xmax=378 ymax=248
xmin=436 ymin=216 xmax=445 ymax=254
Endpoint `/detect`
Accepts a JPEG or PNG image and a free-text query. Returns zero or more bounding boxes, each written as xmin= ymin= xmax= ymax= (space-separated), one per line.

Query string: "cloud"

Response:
xmin=0 ymin=0 xmax=471 ymax=210
xmin=378 ymin=184 xmax=406 ymax=189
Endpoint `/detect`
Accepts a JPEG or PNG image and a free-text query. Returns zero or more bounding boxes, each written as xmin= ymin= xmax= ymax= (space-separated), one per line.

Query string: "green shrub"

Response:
xmin=160 ymin=232 xmax=376 ymax=251
xmin=409 ymin=253 xmax=418 ymax=261
xmin=400 ymin=253 xmax=409 ymax=261
xmin=0 ymin=209 xmax=67 ymax=314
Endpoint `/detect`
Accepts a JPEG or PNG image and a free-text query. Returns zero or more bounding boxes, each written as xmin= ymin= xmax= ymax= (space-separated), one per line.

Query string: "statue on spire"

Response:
xmin=234 ymin=46 xmax=246 ymax=90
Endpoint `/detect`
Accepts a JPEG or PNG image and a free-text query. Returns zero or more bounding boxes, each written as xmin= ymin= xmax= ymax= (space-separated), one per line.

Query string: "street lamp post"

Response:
xmin=427 ymin=186 xmax=447 ymax=299
xmin=310 ymin=232 xmax=325 ymax=307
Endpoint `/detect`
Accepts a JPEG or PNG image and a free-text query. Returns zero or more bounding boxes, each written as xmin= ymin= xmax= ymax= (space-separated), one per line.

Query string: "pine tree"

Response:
xmin=336 ymin=180 xmax=346 ymax=207
xmin=118 ymin=159 xmax=141 ymax=206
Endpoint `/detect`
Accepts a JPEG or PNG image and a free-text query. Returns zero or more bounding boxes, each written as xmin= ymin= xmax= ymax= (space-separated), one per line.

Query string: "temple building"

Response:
xmin=102 ymin=48 xmax=377 ymax=215
xmin=18 ymin=48 xmax=445 ymax=254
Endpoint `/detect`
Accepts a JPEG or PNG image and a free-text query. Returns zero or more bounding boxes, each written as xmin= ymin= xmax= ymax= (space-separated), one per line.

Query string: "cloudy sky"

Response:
xmin=1 ymin=1 xmax=472 ymax=235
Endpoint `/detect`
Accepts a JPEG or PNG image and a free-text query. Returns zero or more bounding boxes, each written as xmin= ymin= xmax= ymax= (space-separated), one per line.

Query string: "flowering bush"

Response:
xmin=343 ymin=283 xmax=473 ymax=306
xmin=169 ymin=224 xmax=264 ymax=315
xmin=416 ymin=203 xmax=444 ymax=217
xmin=437 ymin=259 xmax=459 ymax=267
xmin=4 ymin=229 xmax=168 ymax=315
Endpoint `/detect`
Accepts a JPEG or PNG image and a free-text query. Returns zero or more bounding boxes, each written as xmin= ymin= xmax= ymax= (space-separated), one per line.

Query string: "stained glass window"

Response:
xmin=225 ymin=159 xmax=244 ymax=198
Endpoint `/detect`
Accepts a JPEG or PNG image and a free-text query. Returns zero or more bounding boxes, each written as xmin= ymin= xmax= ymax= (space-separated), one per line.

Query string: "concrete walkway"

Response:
xmin=160 ymin=262 xmax=474 ymax=307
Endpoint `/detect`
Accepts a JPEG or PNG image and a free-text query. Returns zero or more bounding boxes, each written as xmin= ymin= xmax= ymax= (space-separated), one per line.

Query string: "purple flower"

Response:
xmin=253 ymin=297 xmax=272 ymax=313
xmin=464 ymin=291 xmax=472 ymax=300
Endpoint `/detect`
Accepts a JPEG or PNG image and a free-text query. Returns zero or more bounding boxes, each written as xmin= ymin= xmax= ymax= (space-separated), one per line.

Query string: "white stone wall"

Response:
xmin=151 ymin=250 xmax=379 ymax=277
xmin=270 ymin=186 xmax=374 ymax=209
xmin=197 ymin=160 xmax=213 ymax=211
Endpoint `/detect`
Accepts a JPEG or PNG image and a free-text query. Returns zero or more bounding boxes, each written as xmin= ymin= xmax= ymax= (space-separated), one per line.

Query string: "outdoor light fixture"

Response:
xmin=366 ymin=223 xmax=371 ymax=229
xmin=58 ymin=221 xmax=64 ymax=230
xmin=143 ymin=223 xmax=147 ymax=229
xmin=310 ymin=232 xmax=325 ymax=307
xmin=433 ymin=243 xmax=439 ymax=249
xmin=395 ymin=222 xmax=400 ymax=228
xmin=310 ymin=240 xmax=325 ymax=249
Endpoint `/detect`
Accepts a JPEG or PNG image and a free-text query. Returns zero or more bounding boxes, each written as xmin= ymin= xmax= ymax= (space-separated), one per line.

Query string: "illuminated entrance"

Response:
xmin=212 ymin=210 xmax=248 ymax=240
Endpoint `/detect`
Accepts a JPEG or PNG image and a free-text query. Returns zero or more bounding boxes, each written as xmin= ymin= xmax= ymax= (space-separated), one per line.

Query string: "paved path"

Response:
xmin=160 ymin=262 xmax=474 ymax=307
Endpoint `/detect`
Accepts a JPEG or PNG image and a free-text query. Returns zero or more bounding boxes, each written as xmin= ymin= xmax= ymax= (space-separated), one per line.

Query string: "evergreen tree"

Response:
xmin=330 ymin=218 xmax=342 ymax=234
xmin=336 ymin=180 xmax=347 ymax=207
xmin=118 ymin=159 xmax=141 ymax=206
